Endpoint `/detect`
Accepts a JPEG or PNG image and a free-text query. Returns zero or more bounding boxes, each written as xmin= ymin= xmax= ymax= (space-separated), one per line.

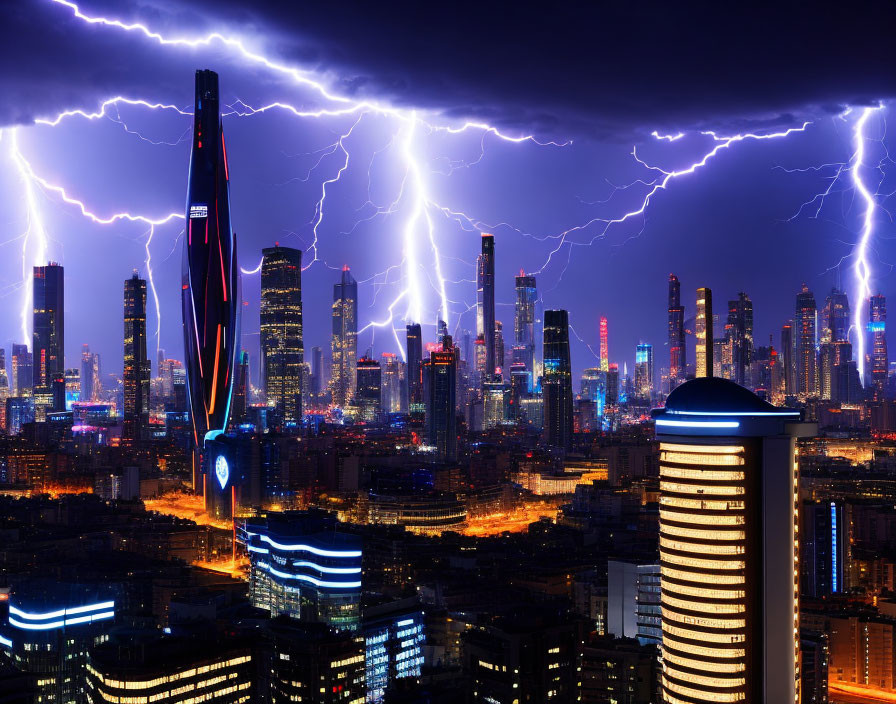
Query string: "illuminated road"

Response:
xmin=144 ymin=492 xmax=232 ymax=531
xmin=463 ymin=500 xmax=562 ymax=537
xmin=193 ymin=557 xmax=249 ymax=580
xmin=830 ymin=683 xmax=896 ymax=703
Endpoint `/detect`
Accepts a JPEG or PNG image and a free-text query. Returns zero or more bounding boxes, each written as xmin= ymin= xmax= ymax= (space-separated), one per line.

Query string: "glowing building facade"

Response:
xmin=668 ymin=274 xmax=686 ymax=387
xmin=725 ymin=292 xmax=753 ymax=387
xmin=260 ymin=245 xmax=304 ymax=421
xmin=543 ymin=310 xmax=573 ymax=450
xmin=513 ymin=272 xmax=537 ymax=382
xmin=405 ymin=323 xmax=423 ymax=412
xmin=869 ymin=293 xmax=888 ymax=399
xmin=599 ymin=316 xmax=609 ymax=373
xmin=123 ymin=272 xmax=150 ymax=441
xmin=477 ymin=234 xmax=496 ymax=376
xmin=653 ymin=377 xmax=814 ymax=704
xmin=695 ymin=287 xmax=713 ymax=378
xmin=182 ymin=69 xmax=240 ymax=448
xmin=795 ymin=284 xmax=817 ymax=398
xmin=634 ymin=343 xmax=654 ymax=401
xmin=331 ymin=267 xmax=358 ymax=408
xmin=244 ymin=511 xmax=362 ymax=632
xmin=32 ymin=263 xmax=64 ymax=391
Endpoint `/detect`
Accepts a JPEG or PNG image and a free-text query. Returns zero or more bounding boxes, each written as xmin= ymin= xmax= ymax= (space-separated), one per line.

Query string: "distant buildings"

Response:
xmin=726 ymin=292 xmax=753 ymax=386
xmin=356 ymin=356 xmax=382 ymax=422
xmin=122 ymin=272 xmax=150 ymax=441
xmin=870 ymin=293 xmax=888 ymax=399
xmin=331 ymin=267 xmax=358 ymax=408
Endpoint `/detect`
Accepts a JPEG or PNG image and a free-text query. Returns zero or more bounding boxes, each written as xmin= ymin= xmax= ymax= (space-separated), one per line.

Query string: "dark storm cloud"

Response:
xmin=2 ymin=0 xmax=895 ymax=136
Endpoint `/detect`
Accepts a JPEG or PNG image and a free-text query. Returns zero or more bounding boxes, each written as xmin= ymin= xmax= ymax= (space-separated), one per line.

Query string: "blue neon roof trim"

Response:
xmin=257 ymin=561 xmax=361 ymax=589
xmin=655 ymin=419 xmax=739 ymax=429
xmin=258 ymin=534 xmax=361 ymax=558
xmin=0 ymin=635 xmax=11 ymax=648
xmin=665 ymin=410 xmax=800 ymax=417
xmin=9 ymin=601 xmax=115 ymax=621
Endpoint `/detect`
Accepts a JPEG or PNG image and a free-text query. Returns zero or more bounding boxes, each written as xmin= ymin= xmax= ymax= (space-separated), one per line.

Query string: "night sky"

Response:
xmin=2 ymin=1 xmax=896 ymax=382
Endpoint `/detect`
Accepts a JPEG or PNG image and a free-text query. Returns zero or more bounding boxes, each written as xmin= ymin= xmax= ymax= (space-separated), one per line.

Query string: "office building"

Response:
xmin=514 ymin=271 xmax=537 ymax=380
xmin=653 ymin=377 xmax=814 ymax=704
xmin=781 ymin=323 xmax=795 ymax=397
xmin=607 ymin=560 xmax=661 ymax=646
xmin=668 ymin=274 xmax=686 ymax=387
xmin=600 ymin=316 xmax=610 ymax=373
xmin=32 ymin=262 xmax=64 ymax=390
xmin=260 ymin=245 xmax=303 ymax=421
xmin=363 ymin=599 xmax=425 ymax=703
xmin=11 ymin=344 xmax=32 ymax=398
xmin=356 ymin=356 xmax=381 ymax=422
xmin=696 ymin=287 xmax=713 ymax=378
xmin=802 ymin=500 xmax=849 ymax=598
xmin=424 ymin=339 xmax=457 ymax=462
xmin=245 ymin=511 xmax=362 ymax=632
xmin=477 ymin=233 xmax=496 ymax=376
xmin=543 ymin=310 xmax=573 ymax=450
xmin=634 ymin=343 xmax=653 ymax=401
xmin=380 ymin=352 xmax=402 ymax=414
xmin=406 ymin=323 xmax=423 ymax=412
xmin=606 ymin=363 xmax=619 ymax=406
xmin=870 ymin=293 xmax=888 ymax=399
xmin=796 ymin=284 xmax=818 ymax=397
xmin=309 ymin=345 xmax=324 ymax=400
xmin=182 ymin=69 xmax=240 ymax=447
xmin=331 ymin=267 xmax=358 ymax=408
xmin=123 ymin=272 xmax=150 ymax=441
xmin=726 ymin=292 xmax=753 ymax=386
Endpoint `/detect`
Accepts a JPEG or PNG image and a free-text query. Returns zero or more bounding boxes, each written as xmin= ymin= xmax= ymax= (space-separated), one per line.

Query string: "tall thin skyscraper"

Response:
xmin=0 ymin=350 xmax=8 ymax=432
xmin=232 ymin=351 xmax=249 ymax=425
xmin=634 ymin=343 xmax=654 ymax=400
xmin=513 ymin=271 xmax=536 ymax=380
xmin=599 ymin=316 xmax=609 ymax=373
xmin=309 ymin=346 xmax=323 ymax=399
xmin=653 ymin=377 xmax=812 ymax=704
xmin=781 ymin=323 xmax=795 ymax=397
xmin=330 ymin=267 xmax=358 ymax=407
xmin=182 ymin=69 xmax=240 ymax=447
xmin=424 ymin=338 xmax=457 ymax=461
xmin=11 ymin=344 xmax=32 ymax=398
xmin=32 ymin=262 xmax=64 ymax=390
xmin=542 ymin=310 xmax=573 ymax=451
xmin=355 ymin=356 xmax=381 ymax=422
xmin=260 ymin=245 xmax=304 ymax=421
xmin=870 ymin=294 xmax=888 ymax=399
xmin=477 ymin=233 xmax=496 ymax=376
xmin=819 ymin=289 xmax=852 ymax=401
xmin=668 ymin=274 xmax=686 ymax=386
xmin=406 ymin=323 xmax=423 ymax=411
xmin=796 ymin=284 xmax=818 ymax=398
xmin=381 ymin=353 xmax=402 ymax=414
xmin=695 ymin=287 xmax=713 ymax=378
xmin=726 ymin=292 xmax=753 ymax=387
xmin=80 ymin=344 xmax=94 ymax=402
xmin=494 ymin=321 xmax=505 ymax=373
xmin=123 ymin=272 xmax=150 ymax=441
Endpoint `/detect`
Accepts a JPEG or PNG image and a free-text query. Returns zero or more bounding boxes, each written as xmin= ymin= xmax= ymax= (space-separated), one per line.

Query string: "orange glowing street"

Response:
xmin=830 ymin=683 xmax=896 ymax=703
xmin=144 ymin=492 xmax=233 ymax=531
xmin=463 ymin=500 xmax=562 ymax=537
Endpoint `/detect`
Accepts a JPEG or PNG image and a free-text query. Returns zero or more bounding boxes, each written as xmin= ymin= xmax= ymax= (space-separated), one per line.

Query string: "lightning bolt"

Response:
xmin=19 ymin=0 xmax=868 ymax=372
xmin=850 ymin=105 xmax=885 ymax=381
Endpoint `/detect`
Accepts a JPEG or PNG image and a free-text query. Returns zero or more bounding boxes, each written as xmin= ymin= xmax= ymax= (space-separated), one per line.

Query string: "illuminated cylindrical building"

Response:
xmin=183 ymin=69 xmax=241 ymax=450
xmin=652 ymin=377 xmax=815 ymax=704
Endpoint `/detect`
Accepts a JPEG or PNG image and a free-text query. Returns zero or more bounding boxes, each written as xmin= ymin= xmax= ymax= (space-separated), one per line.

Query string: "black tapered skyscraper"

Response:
xmin=182 ymin=69 xmax=240 ymax=447
xmin=123 ymin=272 xmax=150 ymax=441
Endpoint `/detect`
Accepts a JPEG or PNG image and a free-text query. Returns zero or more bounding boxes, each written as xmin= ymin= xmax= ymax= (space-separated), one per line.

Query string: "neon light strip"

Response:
xmin=655 ymin=419 xmax=739 ymax=429
xmin=9 ymin=611 xmax=114 ymax=631
xmin=396 ymin=619 xmax=414 ymax=627
xmin=10 ymin=601 xmax=115 ymax=620
xmin=831 ymin=502 xmax=839 ymax=593
xmin=209 ymin=324 xmax=221 ymax=415
xmin=290 ymin=561 xmax=361 ymax=574
xmin=665 ymin=410 xmax=800 ymax=417
xmin=247 ymin=545 xmax=269 ymax=554
xmin=258 ymin=534 xmax=361 ymax=557
xmin=257 ymin=561 xmax=361 ymax=589
xmin=0 ymin=635 xmax=11 ymax=648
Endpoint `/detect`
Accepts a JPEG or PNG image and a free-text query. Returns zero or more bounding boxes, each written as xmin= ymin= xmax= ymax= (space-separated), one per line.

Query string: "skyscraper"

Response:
xmin=309 ymin=346 xmax=323 ymax=400
xmin=424 ymin=338 xmax=457 ymax=461
xmin=123 ymin=272 xmax=150 ymax=441
xmin=356 ymin=357 xmax=381 ymax=422
xmin=726 ymin=292 xmax=753 ymax=387
xmin=796 ymin=284 xmax=818 ymax=398
xmin=80 ymin=344 xmax=95 ymax=402
xmin=32 ymin=262 xmax=64 ymax=390
xmin=232 ymin=351 xmax=249 ymax=425
xmin=494 ymin=320 xmax=505 ymax=374
xmin=381 ymin=353 xmax=402 ymax=414
xmin=870 ymin=294 xmax=888 ymax=399
xmin=634 ymin=343 xmax=654 ymax=400
xmin=695 ymin=287 xmax=713 ymax=378
xmin=599 ymin=316 xmax=609 ymax=373
xmin=0 ymin=350 xmax=8 ymax=431
xmin=820 ymin=289 xmax=853 ymax=401
xmin=260 ymin=245 xmax=304 ymax=421
xmin=406 ymin=323 xmax=423 ymax=411
xmin=513 ymin=272 xmax=536 ymax=380
xmin=330 ymin=267 xmax=358 ymax=408
xmin=653 ymin=377 xmax=813 ymax=704
xmin=668 ymin=274 xmax=686 ymax=387
xmin=543 ymin=310 xmax=573 ymax=450
xmin=477 ymin=233 xmax=496 ymax=376
xmin=182 ymin=69 xmax=240 ymax=447
xmin=11 ymin=344 xmax=32 ymax=398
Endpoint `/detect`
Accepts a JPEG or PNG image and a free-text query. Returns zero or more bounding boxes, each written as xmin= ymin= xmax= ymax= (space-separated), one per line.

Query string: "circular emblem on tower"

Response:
xmin=215 ymin=454 xmax=229 ymax=489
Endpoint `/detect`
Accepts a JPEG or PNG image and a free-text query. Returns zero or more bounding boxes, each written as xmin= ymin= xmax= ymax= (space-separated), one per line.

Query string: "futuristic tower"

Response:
xmin=182 ymin=69 xmax=240 ymax=456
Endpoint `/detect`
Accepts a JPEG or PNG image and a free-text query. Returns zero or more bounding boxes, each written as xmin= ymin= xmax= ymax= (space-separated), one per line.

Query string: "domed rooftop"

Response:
xmin=663 ymin=377 xmax=787 ymax=415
